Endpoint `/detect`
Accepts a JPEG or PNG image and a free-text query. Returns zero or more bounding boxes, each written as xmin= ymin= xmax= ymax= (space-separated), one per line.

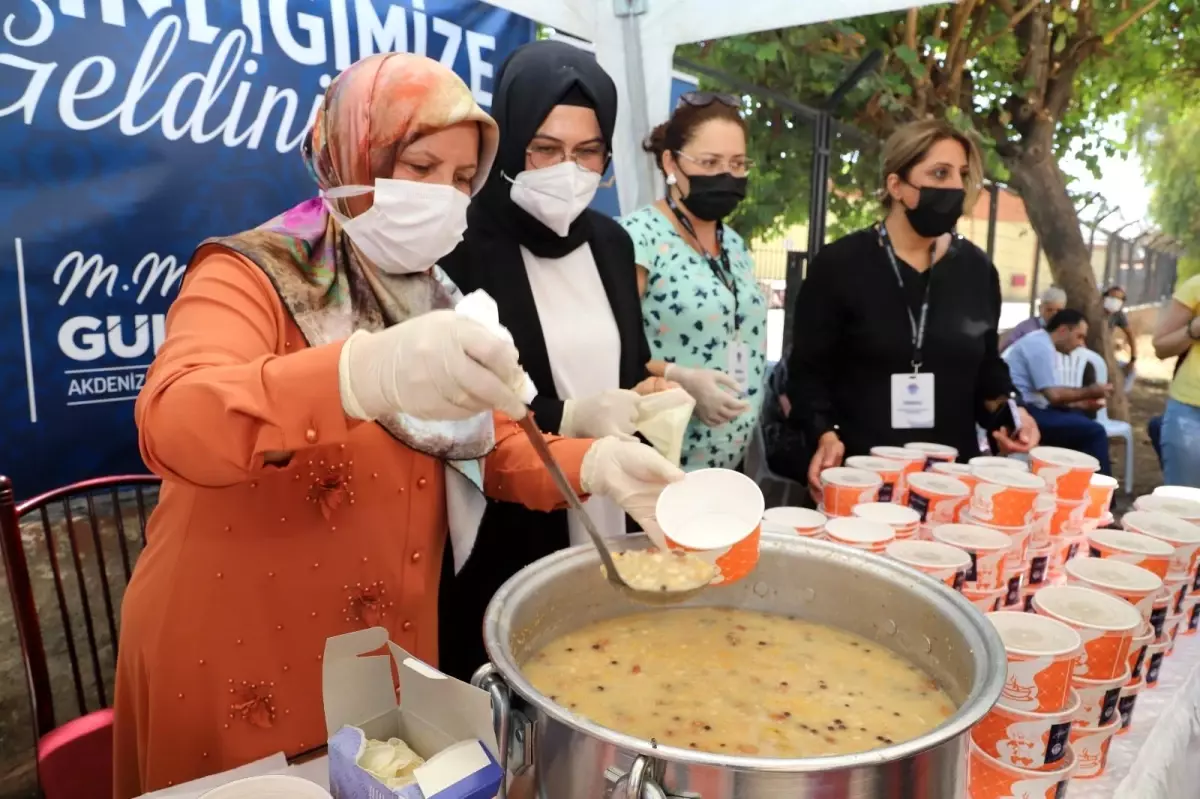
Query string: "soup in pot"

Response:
xmin=522 ymin=608 xmax=956 ymax=758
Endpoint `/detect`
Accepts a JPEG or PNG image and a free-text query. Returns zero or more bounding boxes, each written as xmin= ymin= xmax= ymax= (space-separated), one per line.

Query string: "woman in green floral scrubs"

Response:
xmin=621 ymin=93 xmax=767 ymax=471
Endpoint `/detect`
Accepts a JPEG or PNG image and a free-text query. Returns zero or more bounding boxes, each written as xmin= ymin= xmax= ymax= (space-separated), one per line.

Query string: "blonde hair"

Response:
xmin=880 ymin=119 xmax=983 ymax=212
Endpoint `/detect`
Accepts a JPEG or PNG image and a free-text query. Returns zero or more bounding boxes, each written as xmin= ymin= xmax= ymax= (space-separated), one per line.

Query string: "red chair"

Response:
xmin=0 ymin=474 xmax=161 ymax=799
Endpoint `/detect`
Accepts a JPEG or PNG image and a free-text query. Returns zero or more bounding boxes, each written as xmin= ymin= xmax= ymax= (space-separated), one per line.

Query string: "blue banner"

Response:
xmin=0 ymin=0 xmax=534 ymax=498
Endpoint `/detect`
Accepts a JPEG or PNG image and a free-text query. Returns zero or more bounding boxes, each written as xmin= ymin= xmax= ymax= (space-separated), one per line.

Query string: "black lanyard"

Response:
xmin=666 ymin=193 xmax=740 ymax=333
xmin=879 ymin=222 xmax=932 ymax=372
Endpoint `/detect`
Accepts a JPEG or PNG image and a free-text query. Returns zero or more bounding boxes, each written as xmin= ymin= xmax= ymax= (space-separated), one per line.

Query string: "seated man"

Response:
xmin=1006 ymin=309 xmax=1114 ymax=475
xmin=1001 ymin=286 xmax=1067 ymax=352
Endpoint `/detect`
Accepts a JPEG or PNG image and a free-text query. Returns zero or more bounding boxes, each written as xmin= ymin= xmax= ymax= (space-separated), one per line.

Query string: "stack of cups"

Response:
xmin=1083 ymin=475 xmax=1119 ymax=532
xmin=817 ymin=467 xmax=881 ymax=518
xmin=1031 ymin=585 xmax=1142 ymax=779
xmin=904 ymin=472 xmax=971 ymax=537
xmin=1030 ymin=447 xmax=1102 ymax=574
xmin=903 ymin=441 xmax=959 ymax=470
xmin=822 ymin=517 xmax=894 ymax=554
xmin=969 ymin=611 xmax=1081 ymax=797
xmin=844 ymin=456 xmax=904 ymax=504
xmin=884 ymin=539 xmax=970 ymax=589
xmin=852 ymin=502 xmax=921 ymax=539
xmin=930 ymin=461 xmax=977 ymax=488
xmin=868 ymin=446 xmax=927 ymax=505
xmin=960 ymin=465 xmax=1047 ymax=608
xmin=762 ymin=507 xmax=828 ymax=537
xmin=932 ymin=523 xmax=1012 ymax=611
xmin=1121 ymin=509 xmax=1200 ymax=668
xmin=1063 ymin=557 xmax=1160 ymax=735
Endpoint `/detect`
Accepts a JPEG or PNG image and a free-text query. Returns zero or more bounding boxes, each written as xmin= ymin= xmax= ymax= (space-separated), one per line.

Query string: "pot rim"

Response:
xmin=483 ymin=533 xmax=1006 ymax=772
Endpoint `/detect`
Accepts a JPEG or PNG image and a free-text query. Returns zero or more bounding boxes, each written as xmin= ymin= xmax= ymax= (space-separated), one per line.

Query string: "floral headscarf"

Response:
xmin=199 ymin=54 xmax=500 ymax=465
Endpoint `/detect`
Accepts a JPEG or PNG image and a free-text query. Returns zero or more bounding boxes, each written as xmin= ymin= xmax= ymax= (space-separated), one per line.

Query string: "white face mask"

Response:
xmin=324 ymin=179 xmax=470 ymax=274
xmin=507 ymin=161 xmax=602 ymax=237
xmin=1103 ymin=297 xmax=1124 ymax=313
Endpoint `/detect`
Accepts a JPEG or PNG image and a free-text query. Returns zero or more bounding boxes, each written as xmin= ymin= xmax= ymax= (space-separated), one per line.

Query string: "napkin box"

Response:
xmin=323 ymin=628 xmax=503 ymax=799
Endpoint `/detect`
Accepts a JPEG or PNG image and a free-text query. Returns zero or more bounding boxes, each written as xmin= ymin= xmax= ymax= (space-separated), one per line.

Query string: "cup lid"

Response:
xmin=845 ymin=455 xmax=903 ymax=473
xmin=1065 ymin=557 xmax=1163 ymax=593
xmin=958 ymin=510 xmax=1028 ymax=533
xmin=820 ymin=466 xmax=883 ymax=488
xmin=656 ymin=468 xmax=764 ymax=549
xmin=1089 ymin=528 xmax=1176 ymax=557
xmin=1132 ymin=495 xmax=1200 ymax=522
xmin=970 ymin=465 xmax=1048 ymax=490
xmin=824 ymin=517 xmax=894 ymax=544
xmin=1122 ymin=510 xmax=1200 ymax=544
xmin=1154 ymin=485 xmax=1200 ymax=503
xmin=1033 ymin=585 xmax=1143 ymax=631
xmin=1090 ymin=474 xmax=1120 ymax=489
xmin=886 ymin=539 xmax=971 ymax=569
xmin=932 ymin=523 xmax=1012 ymax=552
xmin=903 ymin=442 xmax=959 ymax=457
xmin=906 ymin=472 xmax=970 ymax=497
xmin=1031 ymin=446 xmax=1102 ymax=471
xmin=763 ymin=506 xmax=827 ymax=529
xmin=869 ymin=446 xmax=926 ymax=463
xmin=967 ymin=455 xmax=1030 ymax=472
xmin=200 ymin=776 xmax=333 ymax=798
xmin=931 ymin=462 xmax=973 ymax=476
xmin=852 ymin=503 xmax=921 ymax=526
xmin=987 ymin=610 xmax=1082 ymax=656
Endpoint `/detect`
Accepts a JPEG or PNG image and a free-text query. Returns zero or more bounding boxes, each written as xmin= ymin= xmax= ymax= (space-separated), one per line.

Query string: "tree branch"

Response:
xmin=904 ymin=8 xmax=918 ymax=51
xmin=1100 ymin=0 xmax=1162 ymax=41
xmin=972 ymin=0 xmax=1041 ymax=56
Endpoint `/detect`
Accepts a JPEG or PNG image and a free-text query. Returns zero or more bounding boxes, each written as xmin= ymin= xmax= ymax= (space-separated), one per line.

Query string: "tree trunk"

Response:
xmin=1005 ymin=130 xmax=1130 ymax=421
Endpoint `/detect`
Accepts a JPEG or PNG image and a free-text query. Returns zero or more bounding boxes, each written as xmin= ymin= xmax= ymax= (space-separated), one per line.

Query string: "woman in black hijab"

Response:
xmin=438 ymin=40 xmax=664 ymax=680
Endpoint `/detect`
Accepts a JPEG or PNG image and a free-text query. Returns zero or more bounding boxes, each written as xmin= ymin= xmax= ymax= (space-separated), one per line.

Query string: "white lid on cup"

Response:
xmin=971 ymin=465 xmax=1048 ymax=490
xmin=987 ymin=610 xmax=1082 ymax=657
xmin=1154 ymin=485 xmax=1200 ymax=503
xmin=1034 ymin=585 xmax=1143 ymax=631
xmin=932 ymin=523 xmax=1012 ymax=553
xmin=1031 ymin=446 xmax=1101 ymax=471
xmin=1064 ymin=557 xmax=1163 ymax=594
xmin=886 ymin=539 xmax=971 ymax=570
xmin=907 ymin=472 xmax=970 ymax=498
xmin=1089 ymin=528 xmax=1175 ymax=557
xmin=853 ymin=503 xmax=921 ymax=526
xmin=932 ymin=462 xmax=974 ymax=477
xmin=763 ymin=506 xmax=827 ymax=530
xmin=825 ymin=517 xmax=894 ymax=546
xmin=968 ymin=455 xmax=1030 ymax=472
xmin=1122 ymin=511 xmax=1200 ymax=544
xmin=1132 ymin=496 xmax=1200 ymax=522
xmin=958 ymin=510 xmax=1028 ymax=534
xmin=656 ymin=468 xmax=764 ymax=550
xmin=200 ymin=776 xmax=334 ymax=798
xmin=845 ymin=455 xmax=903 ymax=473
xmin=820 ymin=467 xmax=883 ymax=488
xmin=903 ymin=442 xmax=959 ymax=458
xmin=869 ymin=446 xmax=927 ymax=464
xmin=1090 ymin=474 xmax=1120 ymax=489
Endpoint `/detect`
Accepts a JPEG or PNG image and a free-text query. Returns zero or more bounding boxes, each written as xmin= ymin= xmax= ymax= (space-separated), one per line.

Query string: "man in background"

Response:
xmin=1006 ymin=309 xmax=1114 ymax=474
xmin=1001 ymin=286 xmax=1067 ymax=352
xmin=1104 ymin=284 xmax=1139 ymax=391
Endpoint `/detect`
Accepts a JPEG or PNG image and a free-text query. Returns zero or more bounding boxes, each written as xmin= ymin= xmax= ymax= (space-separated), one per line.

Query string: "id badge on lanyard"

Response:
xmin=881 ymin=224 xmax=936 ymax=429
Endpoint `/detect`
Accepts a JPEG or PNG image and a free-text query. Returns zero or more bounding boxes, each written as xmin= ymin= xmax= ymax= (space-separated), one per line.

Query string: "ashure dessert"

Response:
xmin=608 ymin=548 xmax=717 ymax=593
xmin=523 ymin=608 xmax=956 ymax=757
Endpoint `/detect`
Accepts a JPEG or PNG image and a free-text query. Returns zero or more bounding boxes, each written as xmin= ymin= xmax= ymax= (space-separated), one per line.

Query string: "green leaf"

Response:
xmin=1053 ymin=32 xmax=1067 ymax=54
xmin=1052 ymin=7 xmax=1069 ymax=25
xmin=755 ymin=41 xmax=782 ymax=64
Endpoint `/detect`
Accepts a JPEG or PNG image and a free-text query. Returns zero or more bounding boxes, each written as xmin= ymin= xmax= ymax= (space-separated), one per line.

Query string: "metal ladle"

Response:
xmin=516 ymin=415 xmax=713 ymax=604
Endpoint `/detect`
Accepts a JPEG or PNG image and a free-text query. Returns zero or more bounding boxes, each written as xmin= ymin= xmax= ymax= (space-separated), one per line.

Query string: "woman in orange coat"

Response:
xmin=112 ymin=53 xmax=682 ymax=797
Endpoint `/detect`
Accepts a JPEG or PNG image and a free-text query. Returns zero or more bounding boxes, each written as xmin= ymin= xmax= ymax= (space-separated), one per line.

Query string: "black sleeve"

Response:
xmin=786 ymin=247 xmax=842 ymax=442
xmin=530 ymin=395 xmax=566 ymax=434
xmin=976 ymin=262 xmax=1015 ymax=413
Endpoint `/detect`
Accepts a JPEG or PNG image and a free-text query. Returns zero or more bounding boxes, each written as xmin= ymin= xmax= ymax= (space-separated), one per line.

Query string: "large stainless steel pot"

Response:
xmin=475 ymin=533 xmax=1005 ymax=798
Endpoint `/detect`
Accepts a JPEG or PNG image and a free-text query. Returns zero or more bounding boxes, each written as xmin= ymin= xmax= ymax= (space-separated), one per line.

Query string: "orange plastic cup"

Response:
xmin=819 ymin=467 xmax=882 ymax=517
xmin=968 ymin=456 xmax=1031 ymax=472
xmin=905 ymin=472 xmax=970 ymax=526
xmin=1049 ymin=498 xmax=1087 ymax=538
xmin=959 ymin=510 xmax=1031 ymax=567
xmin=1122 ymin=510 xmax=1200 ymax=577
xmin=1161 ymin=573 xmax=1189 ymax=618
xmin=1033 ymin=585 xmax=1142 ymax=681
xmin=1030 ymin=493 xmax=1056 ymax=546
xmin=761 ymin=506 xmax=827 ymax=537
xmin=656 ymin=468 xmax=764 ymax=585
xmin=1021 ymin=583 xmax=1042 ymax=614
xmin=844 ymin=455 xmax=904 ymax=504
xmin=987 ymin=611 xmax=1082 ymax=713
xmin=933 ymin=523 xmax=1013 ymax=590
xmin=823 ymin=517 xmax=894 ymax=553
xmin=868 ymin=446 xmax=927 ymax=504
xmin=852 ymin=502 xmax=920 ymax=539
xmin=1128 ymin=621 xmax=1153 ymax=680
xmin=1144 ymin=638 xmax=1169 ymax=686
xmin=1087 ymin=529 xmax=1174 ymax=579
xmin=1134 ymin=493 xmax=1200 ymax=524
xmin=1064 ymin=557 xmax=1163 ymax=626
xmin=885 ymin=539 xmax=970 ymax=589
xmin=970 ymin=688 xmax=1079 ymax=770
xmin=1049 ymin=534 xmax=1086 ymax=578
xmin=1068 ymin=718 xmax=1119 ymax=779
xmin=967 ymin=740 xmax=1076 ymax=799
xmin=969 ymin=466 xmax=1048 ymax=528
xmin=1031 ymin=446 xmax=1101 ymax=502
xmin=965 ymin=585 xmax=1006 ymax=613
xmin=1070 ymin=667 xmax=1129 ymax=728
xmin=931 ymin=461 xmax=977 ymax=493
xmin=1001 ymin=563 xmax=1025 ymax=608
xmin=1117 ymin=676 xmax=1143 ymax=735
xmin=1165 ymin=612 xmax=1184 ymax=655
xmin=1085 ymin=475 xmax=1119 ymax=523
xmin=1026 ymin=541 xmax=1053 ymax=587
xmin=1185 ymin=594 xmax=1200 ymax=636
xmin=903 ymin=441 xmax=958 ymax=469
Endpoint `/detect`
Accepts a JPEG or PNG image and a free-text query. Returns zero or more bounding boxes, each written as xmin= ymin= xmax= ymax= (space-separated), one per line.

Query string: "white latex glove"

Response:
xmin=338 ymin=309 xmax=527 ymax=422
xmin=560 ymin=389 xmax=641 ymax=441
xmin=664 ymin=363 xmax=751 ymax=427
xmin=581 ymin=437 xmax=685 ymax=539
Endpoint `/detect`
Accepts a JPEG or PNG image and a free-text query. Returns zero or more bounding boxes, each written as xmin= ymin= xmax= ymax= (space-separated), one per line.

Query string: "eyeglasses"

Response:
xmin=674 ymin=149 xmax=754 ymax=178
xmin=676 ymin=91 xmax=741 ymax=110
xmin=526 ymin=142 xmax=609 ymax=172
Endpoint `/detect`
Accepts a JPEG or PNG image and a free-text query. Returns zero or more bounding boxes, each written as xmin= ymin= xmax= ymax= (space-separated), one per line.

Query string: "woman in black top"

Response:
xmin=787 ymin=119 xmax=1040 ymax=498
xmin=437 ymin=41 xmax=664 ymax=680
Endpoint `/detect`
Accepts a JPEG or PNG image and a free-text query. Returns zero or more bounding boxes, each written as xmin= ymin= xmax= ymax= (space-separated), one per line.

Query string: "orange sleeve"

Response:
xmin=136 ymin=249 xmax=355 ymax=488
xmin=484 ymin=412 xmax=594 ymax=512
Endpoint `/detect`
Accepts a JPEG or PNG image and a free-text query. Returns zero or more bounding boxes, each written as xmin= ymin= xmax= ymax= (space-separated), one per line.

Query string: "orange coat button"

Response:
xmin=410 ymin=551 xmax=421 ymax=563
xmin=305 ymin=428 xmax=318 ymax=444
xmin=402 ymin=621 xmax=413 ymax=631
xmin=417 ymin=477 xmax=428 ymax=489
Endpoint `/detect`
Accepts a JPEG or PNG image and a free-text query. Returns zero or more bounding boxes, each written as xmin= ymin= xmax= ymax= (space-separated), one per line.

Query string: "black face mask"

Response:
xmin=679 ymin=172 xmax=748 ymax=221
xmin=904 ymin=186 xmax=965 ymax=238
